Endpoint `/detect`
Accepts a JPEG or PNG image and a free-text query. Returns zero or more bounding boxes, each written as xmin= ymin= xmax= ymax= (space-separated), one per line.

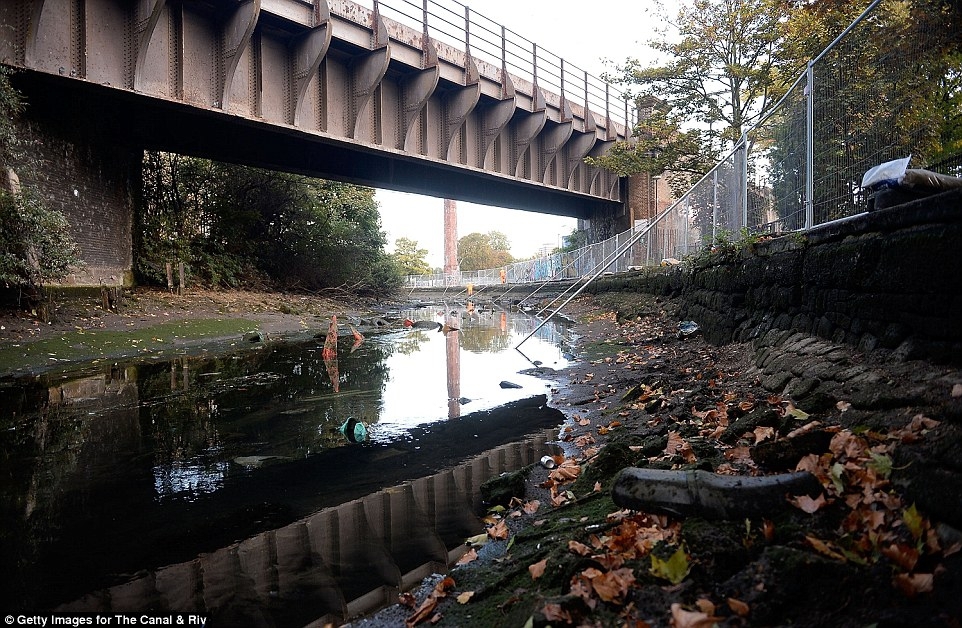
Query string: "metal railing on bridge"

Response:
xmin=353 ymin=0 xmax=635 ymax=131
xmin=404 ymin=0 xmax=959 ymax=290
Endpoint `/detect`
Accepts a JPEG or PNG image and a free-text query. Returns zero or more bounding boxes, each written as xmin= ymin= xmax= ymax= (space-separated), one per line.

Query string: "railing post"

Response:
xmin=501 ymin=25 xmax=506 ymax=73
xmin=464 ymin=6 xmax=470 ymax=54
xmin=532 ymin=43 xmax=538 ymax=85
xmin=805 ymin=60 xmax=815 ymax=230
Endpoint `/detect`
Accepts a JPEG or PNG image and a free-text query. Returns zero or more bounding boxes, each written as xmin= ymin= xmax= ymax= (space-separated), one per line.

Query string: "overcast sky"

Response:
xmin=375 ymin=0 xmax=674 ymax=268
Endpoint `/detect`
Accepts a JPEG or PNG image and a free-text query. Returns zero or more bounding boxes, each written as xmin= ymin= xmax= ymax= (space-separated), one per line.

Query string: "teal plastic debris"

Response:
xmin=340 ymin=417 xmax=368 ymax=443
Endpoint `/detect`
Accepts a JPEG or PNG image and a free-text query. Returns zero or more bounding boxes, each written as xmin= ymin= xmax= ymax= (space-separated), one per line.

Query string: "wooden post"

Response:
xmin=178 ymin=261 xmax=185 ymax=295
xmin=166 ymin=262 xmax=173 ymax=293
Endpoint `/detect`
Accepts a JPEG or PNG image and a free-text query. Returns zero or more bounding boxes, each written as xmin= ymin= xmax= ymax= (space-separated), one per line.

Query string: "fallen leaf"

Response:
xmin=804 ymin=534 xmax=846 ymax=561
xmin=487 ymin=520 xmax=509 ymax=540
xmin=650 ymin=546 xmax=691 ymax=584
xmin=836 ymin=400 xmax=852 ymax=412
xmin=753 ymin=425 xmax=775 ymax=444
xmin=882 ymin=543 xmax=920 ymax=572
xmin=589 ymin=567 xmax=636 ymax=602
xmin=541 ymin=603 xmax=573 ymax=623
xmin=670 ymin=602 xmax=722 ymax=628
xmin=456 ymin=591 xmax=474 ymax=604
xmin=893 ymin=572 xmax=934 ymax=597
xmin=405 ymin=577 xmax=455 ymax=627
xmin=456 ymin=548 xmax=478 ymax=565
xmin=727 ymin=597 xmax=750 ymax=617
xmin=568 ymin=540 xmax=593 ymax=556
xmin=465 ymin=533 xmax=488 ymax=547
xmin=529 ymin=558 xmax=548 ymax=580
xmin=790 ymin=493 xmax=827 ymax=514
xmin=762 ymin=519 xmax=775 ymax=541
xmin=952 ymin=383 xmax=962 ymax=398
xmin=522 ymin=500 xmax=541 ymax=515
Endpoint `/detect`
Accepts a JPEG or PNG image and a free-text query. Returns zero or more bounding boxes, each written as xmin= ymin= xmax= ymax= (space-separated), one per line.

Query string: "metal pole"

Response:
xmin=712 ymin=169 xmax=718 ymax=241
xmin=740 ymin=132 xmax=749 ymax=231
xmin=805 ymin=61 xmax=815 ymax=230
xmin=516 ymin=216 xmax=664 ymax=349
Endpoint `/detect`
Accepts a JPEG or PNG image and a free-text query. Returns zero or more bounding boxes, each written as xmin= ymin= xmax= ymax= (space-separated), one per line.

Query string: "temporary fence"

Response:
xmin=404 ymin=0 xmax=959 ymax=290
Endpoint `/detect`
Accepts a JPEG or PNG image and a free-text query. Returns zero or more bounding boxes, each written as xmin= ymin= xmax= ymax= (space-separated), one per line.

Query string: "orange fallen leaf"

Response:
xmin=789 ymin=493 xmax=828 ymax=514
xmin=804 ymin=534 xmax=846 ymax=561
xmin=568 ymin=540 xmax=593 ymax=556
xmin=670 ymin=602 xmax=722 ymax=628
xmin=753 ymin=426 xmax=775 ymax=444
xmin=456 ymin=591 xmax=474 ymax=604
xmin=405 ymin=577 xmax=455 ymax=627
xmin=456 ymin=548 xmax=478 ymax=566
xmin=893 ymin=572 xmax=934 ymax=597
xmin=522 ymin=500 xmax=541 ymax=515
xmin=762 ymin=519 xmax=775 ymax=541
xmin=487 ymin=520 xmax=509 ymax=540
xmin=541 ymin=602 xmax=573 ymax=623
xmin=727 ymin=597 xmax=750 ymax=617
xmin=529 ymin=558 xmax=548 ymax=580
xmin=592 ymin=567 xmax=636 ymax=603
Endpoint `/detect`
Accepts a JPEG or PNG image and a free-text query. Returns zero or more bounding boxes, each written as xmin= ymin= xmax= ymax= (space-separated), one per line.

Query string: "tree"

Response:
xmin=586 ymin=97 xmax=716 ymax=196
xmin=594 ymin=0 xmax=791 ymax=182
xmin=457 ymin=231 xmax=513 ymax=271
xmin=392 ymin=237 xmax=431 ymax=275
xmin=138 ymin=153 xmax=401 ymax=293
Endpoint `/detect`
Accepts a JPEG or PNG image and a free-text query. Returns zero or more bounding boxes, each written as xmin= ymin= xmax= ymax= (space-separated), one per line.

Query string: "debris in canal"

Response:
xmin=339 ymin=416 xmax=368 ymax=443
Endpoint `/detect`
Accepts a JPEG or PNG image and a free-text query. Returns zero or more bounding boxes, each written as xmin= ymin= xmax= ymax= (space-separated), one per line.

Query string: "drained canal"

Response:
xmin=0 ymin=304 xmax=573 ymax=625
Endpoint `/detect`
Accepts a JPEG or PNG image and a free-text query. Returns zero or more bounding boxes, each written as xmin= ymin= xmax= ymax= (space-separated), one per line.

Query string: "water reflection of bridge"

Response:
xmin=57 ymin=429 xmax=559 ymax=625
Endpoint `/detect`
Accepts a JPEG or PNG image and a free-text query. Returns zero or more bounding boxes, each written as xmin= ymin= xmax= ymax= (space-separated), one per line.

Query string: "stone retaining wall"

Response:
xmin=588 ymin=189 xmax=962 ymax=366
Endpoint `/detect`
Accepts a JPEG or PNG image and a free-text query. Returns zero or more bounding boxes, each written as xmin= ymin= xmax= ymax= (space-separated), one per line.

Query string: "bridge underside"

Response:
xmin=19 ymin=71 xmax=616 ymax=219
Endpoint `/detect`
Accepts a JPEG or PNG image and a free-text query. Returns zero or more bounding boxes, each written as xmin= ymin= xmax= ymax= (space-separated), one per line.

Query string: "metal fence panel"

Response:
xmin=404 ymin=0 xmax=959 ymax=290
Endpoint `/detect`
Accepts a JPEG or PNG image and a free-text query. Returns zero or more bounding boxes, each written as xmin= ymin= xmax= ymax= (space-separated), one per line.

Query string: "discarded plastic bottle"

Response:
xmin=340 ymin=417 xmax=368 ymax=443
xmin=611 ymin=468 xmax=822 ymax=519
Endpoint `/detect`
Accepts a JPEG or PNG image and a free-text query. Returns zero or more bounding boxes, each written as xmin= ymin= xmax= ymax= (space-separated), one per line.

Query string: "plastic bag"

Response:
xmin=861 ymin=155 xmax=911 ymax=189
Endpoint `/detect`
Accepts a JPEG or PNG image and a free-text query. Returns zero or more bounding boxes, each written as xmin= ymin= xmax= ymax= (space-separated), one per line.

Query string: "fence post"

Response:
xmin=739 ymin=132 xmax=749 ymax=231
xmin=712 ymin=169 xmax=718 ymax=242
xmin=805 ymin=60 xmax=815 ymax=230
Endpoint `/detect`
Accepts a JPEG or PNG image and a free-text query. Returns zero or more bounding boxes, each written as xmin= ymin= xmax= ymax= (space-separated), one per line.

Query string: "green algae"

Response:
xmin=0 ymin=317 xmax=261 ymax=375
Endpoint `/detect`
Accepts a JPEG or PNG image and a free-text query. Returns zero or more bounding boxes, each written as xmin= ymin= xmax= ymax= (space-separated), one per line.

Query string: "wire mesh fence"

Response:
xmin=404 ymin=0 xmax=959 ymax=289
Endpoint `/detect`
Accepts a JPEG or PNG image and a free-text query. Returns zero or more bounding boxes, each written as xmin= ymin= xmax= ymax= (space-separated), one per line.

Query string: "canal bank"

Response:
xmin=352 ymin=291 xmax=962 ymax=628
xmin=2 ymin=287 xmax=961 ymax=626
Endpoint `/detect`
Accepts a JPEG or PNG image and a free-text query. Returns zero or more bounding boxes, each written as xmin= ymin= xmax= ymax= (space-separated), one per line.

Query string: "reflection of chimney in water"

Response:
xmin=446 ymin=312 xmax=460 ymax=419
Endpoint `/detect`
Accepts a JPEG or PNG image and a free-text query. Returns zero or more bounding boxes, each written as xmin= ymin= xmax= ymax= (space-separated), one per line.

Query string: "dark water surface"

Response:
xmin=0 ymin=305 xmax=572 ymax=624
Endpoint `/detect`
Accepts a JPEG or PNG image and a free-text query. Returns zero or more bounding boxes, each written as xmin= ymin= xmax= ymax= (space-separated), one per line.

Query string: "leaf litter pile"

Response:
xmin=368 ymin=294 xmax=962 ymax=628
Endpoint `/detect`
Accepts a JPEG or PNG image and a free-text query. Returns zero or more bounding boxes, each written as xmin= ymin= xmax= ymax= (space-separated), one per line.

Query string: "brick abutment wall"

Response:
xmin=11 ymin=110 xmax=138 ymax=288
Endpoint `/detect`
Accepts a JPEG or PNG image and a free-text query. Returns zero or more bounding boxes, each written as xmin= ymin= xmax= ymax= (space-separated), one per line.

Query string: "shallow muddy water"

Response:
xmin=0 ymin=304 xmax=573 ymax=623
